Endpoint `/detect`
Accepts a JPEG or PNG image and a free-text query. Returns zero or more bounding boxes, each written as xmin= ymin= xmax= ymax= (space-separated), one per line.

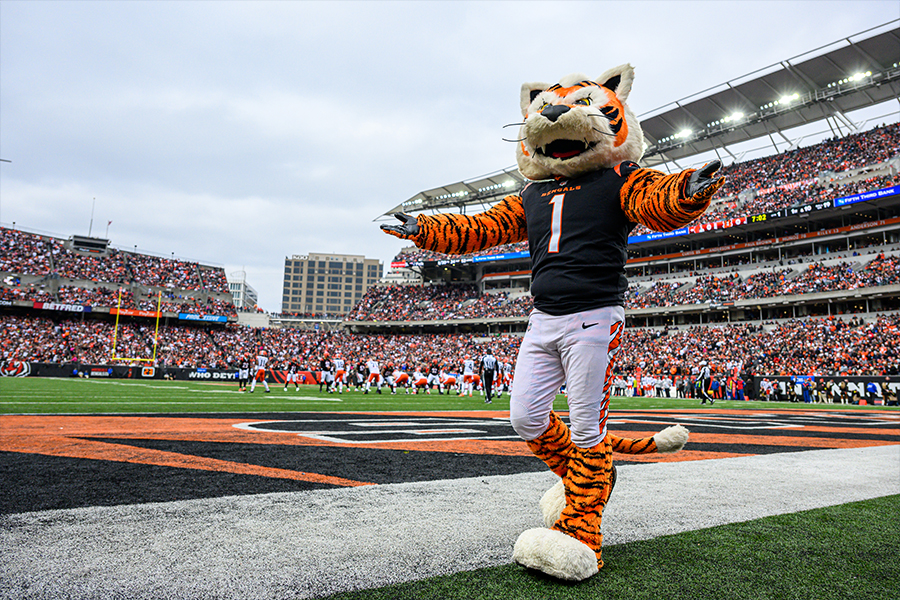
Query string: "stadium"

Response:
xmin=2 ymin=20 xmax=899 ymax=600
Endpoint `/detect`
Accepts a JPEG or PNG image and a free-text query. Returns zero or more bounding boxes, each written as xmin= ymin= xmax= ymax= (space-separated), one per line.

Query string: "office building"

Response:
xmin=282 ymin=252 xmax=382 ymax=315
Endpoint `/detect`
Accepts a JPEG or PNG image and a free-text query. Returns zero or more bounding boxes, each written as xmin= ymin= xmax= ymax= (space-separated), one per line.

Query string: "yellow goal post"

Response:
xmin=111 ymin=289 xmax=162 ymax=363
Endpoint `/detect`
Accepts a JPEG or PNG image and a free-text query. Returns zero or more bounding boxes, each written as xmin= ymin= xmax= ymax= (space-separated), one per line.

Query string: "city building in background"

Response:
xmin=282 ymin=253 xmax=383 ymax=315
xmin=227 ymin=270 xmax=258 ymax=310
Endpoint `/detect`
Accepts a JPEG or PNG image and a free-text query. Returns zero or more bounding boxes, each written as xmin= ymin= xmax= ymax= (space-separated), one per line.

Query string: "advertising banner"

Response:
xmin=178 ymin=313 xmax=228 ymax=323
xmin=33 ymin=302 xmax=92 ymax=313
xmin=187 ymin=369 xmax=237 ymax=380
xmin=111 ymin=308 xmax=161 ymax=318
xmin=472 ymin=251 xmax=530 ymax=263
xmin=834 ymin=184 xmax=899 ymax=207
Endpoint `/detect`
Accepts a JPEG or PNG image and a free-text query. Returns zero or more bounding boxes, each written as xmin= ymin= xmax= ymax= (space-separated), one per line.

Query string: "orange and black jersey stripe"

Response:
xmin=410 ymin=164 xmax=713 ymax=315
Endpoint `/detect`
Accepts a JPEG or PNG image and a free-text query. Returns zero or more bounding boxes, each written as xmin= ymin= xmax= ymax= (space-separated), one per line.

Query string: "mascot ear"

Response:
xmin=595 ymin=64 xmax=635 ymax=103
xmin=520 ymin=82 xmax=550 ymax=117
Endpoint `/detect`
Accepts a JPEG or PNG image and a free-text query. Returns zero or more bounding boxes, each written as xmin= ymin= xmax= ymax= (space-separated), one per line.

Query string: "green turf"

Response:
xmin=322 ymin=494 xmax=900 ymax=600
xmin=1 ymin=376 xmax=897 ymax=414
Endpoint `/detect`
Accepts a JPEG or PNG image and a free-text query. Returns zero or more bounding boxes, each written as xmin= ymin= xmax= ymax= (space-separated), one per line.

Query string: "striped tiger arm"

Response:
xmin=619 ymin=167 xmax=721 ymax=232
xmin=411 ymin=195 xmax=528 ymax=255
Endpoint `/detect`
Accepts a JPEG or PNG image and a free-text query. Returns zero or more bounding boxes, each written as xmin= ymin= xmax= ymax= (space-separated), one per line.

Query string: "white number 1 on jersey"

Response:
xmin=548 ymin=193 xmax=565 ymax=253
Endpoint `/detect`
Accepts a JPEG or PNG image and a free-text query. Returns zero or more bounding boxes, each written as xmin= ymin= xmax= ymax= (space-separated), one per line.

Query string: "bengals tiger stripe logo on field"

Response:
xmin=1 ymin=360 xmax=31 ymax=377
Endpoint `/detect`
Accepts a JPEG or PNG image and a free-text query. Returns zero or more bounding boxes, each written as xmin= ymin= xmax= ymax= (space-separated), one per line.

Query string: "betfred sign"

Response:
xmin=33 ymin=302 xmax=92 ymax=313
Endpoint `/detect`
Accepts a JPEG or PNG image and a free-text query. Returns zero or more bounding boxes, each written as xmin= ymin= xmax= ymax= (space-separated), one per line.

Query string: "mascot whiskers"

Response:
xmin=382 ymin=64 xmax=723 ymax=581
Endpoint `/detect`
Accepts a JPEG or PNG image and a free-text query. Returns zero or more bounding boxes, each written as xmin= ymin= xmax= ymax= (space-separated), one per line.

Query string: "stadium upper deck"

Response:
xmin=376 ymin=23 xmax=899 ymax=221
xmin=0 ymin=228 xmax=237 ymax=320
xmin=365 ymin=25 xmax=900 ymax=333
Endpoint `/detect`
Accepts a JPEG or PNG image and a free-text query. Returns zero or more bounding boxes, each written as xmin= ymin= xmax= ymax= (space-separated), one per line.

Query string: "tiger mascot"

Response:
xmin=381 ymin=64 xmax=722 ymax=581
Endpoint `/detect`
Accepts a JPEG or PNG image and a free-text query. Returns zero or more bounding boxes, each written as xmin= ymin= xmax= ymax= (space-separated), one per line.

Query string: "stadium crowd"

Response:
xmin=345 ymin=284 xmax=532 ymax=321
xmin=716 ymin=121 xmax=900 ymax=197
xmin=3 ymin=312 xmax=897 ymax=380
xmin=619 ymin=313 xmax=899 ymax=380
xmin=343 ymin=251 xmax=899 ymax=322
xmin=49 ymin=243 xmax=130 ymax=283
xmin=0 ymin=280 xmax=237 ymax=316
xmin=0 ymin=228 xmax=52 ymax=275
xmin=0 ymin=227 xmax=230 ymax=294
xmin=390 ymin=122 xmax=899 ymax=265
xmin=625 ymin=252 xmax=900 ymax=308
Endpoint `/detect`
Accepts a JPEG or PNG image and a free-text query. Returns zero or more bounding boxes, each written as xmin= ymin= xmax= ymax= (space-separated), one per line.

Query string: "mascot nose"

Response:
xmin=540 ymin=104 xmax=570 ymax=122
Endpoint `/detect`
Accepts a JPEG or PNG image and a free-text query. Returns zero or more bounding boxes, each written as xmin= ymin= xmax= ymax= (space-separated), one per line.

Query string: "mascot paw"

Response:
xmin=513 ymin=528 xmax=599 ymax=581
xmin=653 ymin=424 xmax=689 ymax=453
xmin=539 ymin=480 xmax=566 ymax=528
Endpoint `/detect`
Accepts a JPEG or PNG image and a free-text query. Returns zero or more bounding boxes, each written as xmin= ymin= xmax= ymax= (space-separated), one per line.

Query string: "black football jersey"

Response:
xmin=523 ymin=165 xmax=637 ymax=315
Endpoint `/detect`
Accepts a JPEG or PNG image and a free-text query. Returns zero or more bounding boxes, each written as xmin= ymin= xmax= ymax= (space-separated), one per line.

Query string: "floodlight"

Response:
xmin=779 ymin=93 xmax=800 ymax=105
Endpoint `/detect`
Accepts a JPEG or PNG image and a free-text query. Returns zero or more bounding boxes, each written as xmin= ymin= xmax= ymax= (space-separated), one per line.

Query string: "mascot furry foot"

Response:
xmin=539 ymin=424 xmax=688 ymax=527
xmin=514 ymin=414 xmax=689 ymax=581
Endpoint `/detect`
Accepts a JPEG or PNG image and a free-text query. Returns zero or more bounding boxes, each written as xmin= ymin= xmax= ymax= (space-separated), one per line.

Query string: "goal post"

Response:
xmin=111 ymin=289 xmax=162 ymax=363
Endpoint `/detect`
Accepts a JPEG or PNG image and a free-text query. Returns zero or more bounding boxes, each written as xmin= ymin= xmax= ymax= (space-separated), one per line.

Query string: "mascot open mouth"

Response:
xmin=537 ymin=139 xmax=598 ymax=160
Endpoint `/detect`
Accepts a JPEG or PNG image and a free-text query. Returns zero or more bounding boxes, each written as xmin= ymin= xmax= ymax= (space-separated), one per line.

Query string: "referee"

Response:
xmin=698 ymin=360 xmax=714 ymax=405
xmin=480 ymin=348 xmax=498 ymax=404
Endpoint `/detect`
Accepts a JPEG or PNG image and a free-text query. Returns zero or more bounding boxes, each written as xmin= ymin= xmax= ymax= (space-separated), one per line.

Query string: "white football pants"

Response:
xmin=510 ymin=305 xmax=625 ymax=449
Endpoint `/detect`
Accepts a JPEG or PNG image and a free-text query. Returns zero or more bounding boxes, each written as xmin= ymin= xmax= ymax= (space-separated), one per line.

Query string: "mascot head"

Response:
xmin=516 ymin=64 xmax=644 ymax=181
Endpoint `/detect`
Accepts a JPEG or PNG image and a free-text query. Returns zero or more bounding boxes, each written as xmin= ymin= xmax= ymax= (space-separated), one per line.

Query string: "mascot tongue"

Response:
xmin=552 ymin=148 xmax=582 ymax=159
xmin=545 ymin=139 xmax=588 ymax=159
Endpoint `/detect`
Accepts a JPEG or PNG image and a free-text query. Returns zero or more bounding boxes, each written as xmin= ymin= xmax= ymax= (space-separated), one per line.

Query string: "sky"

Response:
xmin=1 ymin=1 xmax=898 ymax=312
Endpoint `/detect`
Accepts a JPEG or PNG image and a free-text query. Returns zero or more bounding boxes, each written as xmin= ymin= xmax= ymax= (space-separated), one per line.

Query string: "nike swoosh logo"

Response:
xmin=582 ymin=322 xmax=598 ymax=329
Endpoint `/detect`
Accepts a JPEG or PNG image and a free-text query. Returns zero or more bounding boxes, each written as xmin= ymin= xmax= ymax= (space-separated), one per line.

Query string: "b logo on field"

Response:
xmin=235 ymin=416 xmax=520 ymax=444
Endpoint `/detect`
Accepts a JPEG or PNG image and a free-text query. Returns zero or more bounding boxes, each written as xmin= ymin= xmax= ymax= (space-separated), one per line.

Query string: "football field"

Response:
xmin=1 ymin=378 xmax=898 ymax=599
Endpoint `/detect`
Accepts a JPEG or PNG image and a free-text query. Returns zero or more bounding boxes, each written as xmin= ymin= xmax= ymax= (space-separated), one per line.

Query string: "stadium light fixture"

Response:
xmin=658 ymin=128 xmax=694 ymax=145
xmin=779 ymin=93 xmax=800 ymax=105
xmin=709 ymin=112 xmax=747 ymax=127
xmin=827 ymin=71 xmax=873 ymax=88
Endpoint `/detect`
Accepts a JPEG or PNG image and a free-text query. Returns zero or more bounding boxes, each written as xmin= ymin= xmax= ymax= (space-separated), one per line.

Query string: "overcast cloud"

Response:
xmin=1 ymin=1 xmax=897 ymax=311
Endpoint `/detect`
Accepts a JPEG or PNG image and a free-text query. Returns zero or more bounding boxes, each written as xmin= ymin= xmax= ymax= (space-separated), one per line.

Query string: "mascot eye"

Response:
xmin=572 ymin=98 xmax=591 ymax=106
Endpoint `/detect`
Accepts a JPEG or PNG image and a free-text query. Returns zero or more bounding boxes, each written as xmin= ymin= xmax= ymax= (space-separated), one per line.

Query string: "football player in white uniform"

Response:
xmin=460 ymin=355 xmax=476 ymax=397
xmin=365 ymin=358 xmax=383 ymax=394
xmin=249 ymin=350 xmax=270 ymax=393
xmin=333 ymin=356 xmax=347 ymax=393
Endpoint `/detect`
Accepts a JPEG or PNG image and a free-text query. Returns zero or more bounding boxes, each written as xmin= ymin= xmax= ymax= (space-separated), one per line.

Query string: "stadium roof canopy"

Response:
xmin=377 ymin=21 xmax=900 ymax=221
